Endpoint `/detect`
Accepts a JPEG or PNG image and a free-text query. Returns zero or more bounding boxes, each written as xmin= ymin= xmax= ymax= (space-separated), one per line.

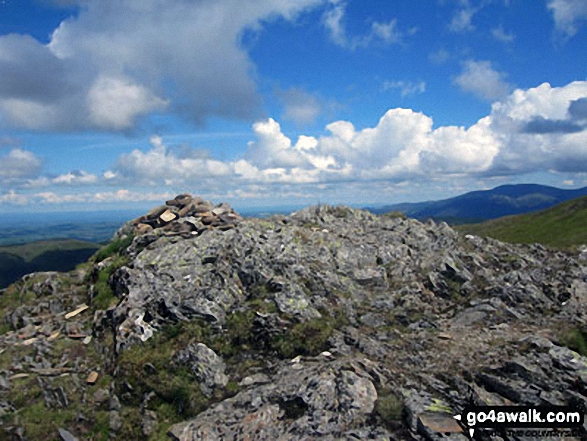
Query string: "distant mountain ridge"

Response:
xmin=366 ymin=184 xmax=587 ymax=224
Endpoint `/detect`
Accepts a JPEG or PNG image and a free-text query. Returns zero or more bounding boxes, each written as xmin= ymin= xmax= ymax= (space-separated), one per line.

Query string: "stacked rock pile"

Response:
xmin=129 ymin=194 xmax=242 ymax=237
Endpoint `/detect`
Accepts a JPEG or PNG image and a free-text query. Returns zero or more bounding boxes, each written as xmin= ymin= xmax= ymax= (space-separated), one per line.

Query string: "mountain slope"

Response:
xmin=457 ymin=195 xmax=587 ymax=249
xmin=0 ymin=239 xmax=100 ymax=288
xmin=367 ymin=183 xmax=587 ymax=224
xmin=0 ymin=195 xmax=586 ymax=440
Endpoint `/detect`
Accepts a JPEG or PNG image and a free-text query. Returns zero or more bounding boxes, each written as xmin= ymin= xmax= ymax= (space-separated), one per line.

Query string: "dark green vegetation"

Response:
xmin=368 ymin=183 xmax=587 ymax=224
xmin=457 ymin=195 xmax=587 ymax=249
xmin=0 ymin=239 xmax=100 ymax=289
xmin=92 ymin=235 xmax=134 ymax=263
xmin=559 ymin=326 xmax=587 ymax=357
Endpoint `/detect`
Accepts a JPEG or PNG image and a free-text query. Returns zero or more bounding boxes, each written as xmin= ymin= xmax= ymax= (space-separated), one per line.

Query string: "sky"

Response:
xmin=0 ymin=0 xmax=586 ymax=213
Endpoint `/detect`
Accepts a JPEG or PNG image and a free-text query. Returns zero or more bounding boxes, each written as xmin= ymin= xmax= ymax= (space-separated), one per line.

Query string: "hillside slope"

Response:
xmin=457 ymin=195 xmax=587 ymax=249
xmin=0 ymin=239 xmax=100 ymax=289
xmin=368 ymin=183 xmax=587 ymax=224
xmin=0 ymin=195 xmax=586 ymax=440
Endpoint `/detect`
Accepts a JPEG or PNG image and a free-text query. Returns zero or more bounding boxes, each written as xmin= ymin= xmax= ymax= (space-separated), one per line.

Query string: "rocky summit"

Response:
xmin=0 ymin=195 xmax=586 ymax=440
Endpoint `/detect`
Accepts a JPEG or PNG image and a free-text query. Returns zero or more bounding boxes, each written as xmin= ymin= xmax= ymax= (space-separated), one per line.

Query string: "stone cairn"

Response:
xmin=129 ymin=194 xmax=242 ymax=237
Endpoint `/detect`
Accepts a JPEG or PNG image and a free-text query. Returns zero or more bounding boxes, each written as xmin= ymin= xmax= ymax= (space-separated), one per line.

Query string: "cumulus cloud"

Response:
xmin=490 ymin=81 xmax=587 ymax=174
xmin=322 ymin=1 xmax=408 ymax=49
xmin=0 ymin=148 xmax=43 ymax=184
xmin=98 ymin=80 xmax=587 ymax=190
xmin=240 ymin=81 xmax=587 ymax=182
xmin=111 ymin=135 xmax=233 ymax=185
xmin=548 ymin=0 xmax=587 ymax=39
xmin=455 ymin=60 xmax=512 ymax=101
xmin=0 ymin=0 xmax=324 ymax=131
xmin=8 ymin=81 xmax=587 ymax=206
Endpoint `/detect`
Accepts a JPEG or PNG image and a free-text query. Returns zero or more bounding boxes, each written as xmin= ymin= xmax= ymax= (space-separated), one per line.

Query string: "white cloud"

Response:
xmin=383 ymin=80 xmax=426 ymax=97
xmin=448 ymin=2 xmax=476 ymax=33
xmin=53 ymin=170 xmax=98 ymax=185
xmin=429 ymin=49 xmax=450 ymax=65
xmin=0 ymin=148 xmax=42 ymax=183
xmin=24 ymin=170 xmax=99 ymax=188
xmin=0 ymin=190 xmax=29 ymax=205
xmin=243 ymin=119 xmax=338 ymax=176
xmin=240 ymin=81 xmax=587 ymax=182
xmin=7 ymin=81 xmax=587 ymax=206
xmin=322 ymin=1 xmax=407 ymax=49
xmin=87 ymin=76 xmax=168 ymax=130
xmin=322 ymin=0 xmax=347 ymax=46
xmin=0 ymin=0 xmax=324 ymax=131
xmin=454 ymin=60 xmax=512 ymax=101
xmin=489 ymin=81 xmax=587 ymax=174
xmin=0 ymin=189 xmax=175 ymax=206
xmin=548 ymin=0 xmax=587 ymax=39
xmin=491 ymin=26 xmax=515 ymax=43
xmin=112 ymin=135 xmax=233 ymax=184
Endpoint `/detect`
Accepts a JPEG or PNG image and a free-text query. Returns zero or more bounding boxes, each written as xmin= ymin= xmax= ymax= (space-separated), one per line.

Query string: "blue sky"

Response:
xmin=0 ymin=0 xmax=586 ymax=212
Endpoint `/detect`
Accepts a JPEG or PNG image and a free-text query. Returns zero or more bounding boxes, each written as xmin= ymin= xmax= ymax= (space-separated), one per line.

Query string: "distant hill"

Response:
xmin=457 ymin=195 xmax=587 ymax=249
xmin=0 ymin=239 xmax=100 ymax=289
xmin=367 ymin=184 xmax=587 ymax=224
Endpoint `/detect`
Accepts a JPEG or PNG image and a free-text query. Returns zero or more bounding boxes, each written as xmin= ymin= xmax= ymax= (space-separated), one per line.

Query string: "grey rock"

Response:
xmin=109 ymin=410 xmax=122 ymax=432
xmin=167 ymin=358 xmax=379 ymax=440
xmin=58 ymin=428 xmax=78 ymax=441
xmin=173 ymin=343 xmax=228 ymax=397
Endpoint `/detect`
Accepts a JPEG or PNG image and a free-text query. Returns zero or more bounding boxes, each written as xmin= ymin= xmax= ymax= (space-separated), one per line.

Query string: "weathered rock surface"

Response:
xmin=0 ymin=198 xmax=586 ymax=440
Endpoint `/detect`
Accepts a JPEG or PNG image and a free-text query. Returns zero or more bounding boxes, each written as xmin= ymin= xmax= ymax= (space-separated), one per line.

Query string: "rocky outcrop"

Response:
xmin=0 ymin=198 xmax=586 ymax=440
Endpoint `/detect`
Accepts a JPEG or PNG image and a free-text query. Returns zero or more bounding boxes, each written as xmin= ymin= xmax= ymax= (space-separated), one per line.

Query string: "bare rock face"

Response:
xmin=173 ymin=343 xmax=228 ymax=397
xmin=167 ymin=358 xmax=381 ymax=441
xmin=1 ymin=200 xmax=586 ymax=440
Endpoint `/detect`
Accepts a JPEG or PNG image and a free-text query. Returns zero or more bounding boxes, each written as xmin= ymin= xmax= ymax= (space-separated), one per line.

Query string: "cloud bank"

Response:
xmin=2 ymin=81 xmax=587 ymax=205
xmin=104 ymin=80 xmax=587 ymax=185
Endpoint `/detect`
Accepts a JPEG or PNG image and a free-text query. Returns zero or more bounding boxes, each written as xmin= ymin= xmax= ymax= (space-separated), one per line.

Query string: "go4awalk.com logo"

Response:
xmin=453 ymin=405 xmax=584 ymax=438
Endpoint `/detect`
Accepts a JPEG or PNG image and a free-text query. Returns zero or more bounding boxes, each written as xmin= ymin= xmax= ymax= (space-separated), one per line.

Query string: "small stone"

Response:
xmin=9 ymin=373 xmax=29 ymax=380
xmin=65 ymin=304 xmax=88 ymax=320
xmin=93 ymin=388 xmax=109 ymax=405
xmin=159 ymin=209 xmax=177 ymax=223
xmin=86 ymin=371 xmax=99 ymax=384
xmin=58 ymin=428 xmax=78 ymax=441
xmin=110 ymin=410 xmax=122 ymax=432
xmin=135 ymin=223 xmax=153 ymax=235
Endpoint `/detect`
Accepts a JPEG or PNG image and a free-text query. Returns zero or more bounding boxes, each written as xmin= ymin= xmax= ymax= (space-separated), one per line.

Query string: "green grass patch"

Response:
xmin=457 ymin=196 xmax=587 ymax=249
xmin=93 ymin=235 xmax=134 ymax=263
xmin=560 ymin=327 xmax=587 ymax=356
xmin=12 ymin=402 xmax=76 ymax=439
xmin=91 ymin=255 xmax=130 ymax=310
xmin=379 ymin=211 xmax=407 ymax=220
xmin=375 ymin=387 xmax=404 ymax=429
